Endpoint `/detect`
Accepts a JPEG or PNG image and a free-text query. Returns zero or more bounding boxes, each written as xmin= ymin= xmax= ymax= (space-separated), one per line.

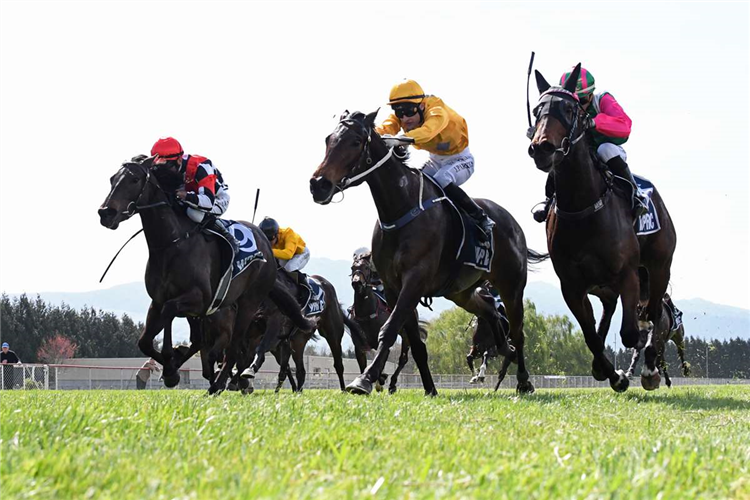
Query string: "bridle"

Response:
xmin=532 ymin=88 xmax=588 ymax=157
xmin=119 ymin=162 xmax=172 ymax=218
xmin=334 ymin=116 xmax=402 ymax=190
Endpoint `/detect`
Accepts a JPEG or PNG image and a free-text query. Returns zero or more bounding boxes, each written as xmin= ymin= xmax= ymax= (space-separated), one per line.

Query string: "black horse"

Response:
xmin=466 ymin=285 xmax=509 ymax=388
xmin=626 ymin=294 xmax=690 ymax=387
xmin=311 ymin=111 xmax=546 ymax=395
xmin=98 ymin=158 xmax=313 ymax=392
xmin=349 ymin=256 xmax=427 ymax=393
xmin=528 ymin=64 xmax=677 ymax=391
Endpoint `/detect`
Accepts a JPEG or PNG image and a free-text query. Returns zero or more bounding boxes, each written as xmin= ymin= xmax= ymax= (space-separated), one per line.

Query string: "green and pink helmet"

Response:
xmin=559 ymin=66 xmax=595 ymax=98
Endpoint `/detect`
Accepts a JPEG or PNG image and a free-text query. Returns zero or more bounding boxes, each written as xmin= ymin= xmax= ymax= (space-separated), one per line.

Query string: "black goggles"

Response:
xmin=393 ymin=104 xmax=419 ymax=119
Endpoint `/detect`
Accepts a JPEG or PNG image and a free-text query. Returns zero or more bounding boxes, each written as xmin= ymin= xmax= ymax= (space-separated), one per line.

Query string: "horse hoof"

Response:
xmin=163 ymin=372 xmax=180 ymax=388
xmin=424 ymin=387 xmax=438 ymax=397
xmin=610 ymin=370 xmax=630 ymax=393
xmin=374 ymin=382 xmax=384 ymax=392
xmin=227 ymin=382 xmax=239 ymax=392
xmin=388 ymin=386 xmax=397 ymax=395
xmin=516 ymin=381 xmax=535 ymax=394
xmin=207 ymin=384 xmax=223 ymax=396
xmin=591 ymin=360 xmax=608 ymax=382
xmin=478 ymin=376 xmax=486 ymax=383
xmin=241 ymin=387 xmax=254 ymax=396
xmin=469 ymin=377 xmax=479 ymax=385
xmin=240 ymin=367 xmax=256 ymax=380
xmin=641 ymin=369 xmax=661 ymax=391
xmin=345 ymin=377 xmax=372 ymax=395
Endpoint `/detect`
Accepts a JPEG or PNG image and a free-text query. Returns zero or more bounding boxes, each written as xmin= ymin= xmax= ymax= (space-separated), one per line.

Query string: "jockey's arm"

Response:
xmin=375 ymin=115 xmax=403 ymax=136
xmin=272 ymin=231 xmax=302 ymax=260
xmin=184 ymin=161 xmax=217 ymax=211
xmin=404 ymin=106 xmax=450 ymax=144
xmin=591 ymin=94 xmax=632 ymax=139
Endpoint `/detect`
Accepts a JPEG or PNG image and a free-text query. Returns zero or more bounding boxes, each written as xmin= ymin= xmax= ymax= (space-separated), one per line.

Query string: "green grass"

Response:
xmin=2 ymin=386 xmax=749 ymax=499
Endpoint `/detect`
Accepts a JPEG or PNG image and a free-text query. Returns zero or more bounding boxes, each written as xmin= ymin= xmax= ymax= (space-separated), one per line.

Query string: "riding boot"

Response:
xmin=443 ymin=183 xmax=495 ymax=241
xmin=532 ymin=171 xmax=555 ymax=223
xmin=211 ymin=218 xmax=240 ymax=254
xmin=606 ymin=156 xmax=648 ymax=218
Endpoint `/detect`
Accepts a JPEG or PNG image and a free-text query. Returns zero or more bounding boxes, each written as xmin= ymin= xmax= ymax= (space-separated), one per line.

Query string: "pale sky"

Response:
xmin=1 ymin=1 xmax=748 ymax=309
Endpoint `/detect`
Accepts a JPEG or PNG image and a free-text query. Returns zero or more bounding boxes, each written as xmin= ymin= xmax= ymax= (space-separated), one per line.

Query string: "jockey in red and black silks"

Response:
xmin=150 ymin=137 xmax=238 ymax=251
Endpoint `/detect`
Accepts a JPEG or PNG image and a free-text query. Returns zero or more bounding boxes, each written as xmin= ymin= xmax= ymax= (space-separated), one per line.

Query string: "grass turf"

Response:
xmin=1 ymin=385 xmax=749 ymax=499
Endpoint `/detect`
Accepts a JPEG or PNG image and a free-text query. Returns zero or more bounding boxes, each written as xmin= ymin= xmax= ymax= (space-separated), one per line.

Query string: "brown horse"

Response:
xmin=528 ymin=64 xmax=677 ymax=391
xmin=239 ymin=272 xmax=353 ymax=391
xmin=311 ymin=111 xmax=547 ymax=395
xmin=626 ymin=294 xmax=690 ymax=387
xmin=349 ymin=256 xmax=427 ymax=393
xmin=98 ymin=158 xmax=313 ymax=393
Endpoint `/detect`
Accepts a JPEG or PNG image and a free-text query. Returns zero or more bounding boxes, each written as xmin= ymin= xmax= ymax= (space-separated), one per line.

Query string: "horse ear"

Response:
xmin=564 ymin=63 xmax=581 ymax=93
xmin=340 ymin=109 xmax=350 ymax=120
xmin=535 ymin=70 xmax=551 ymax=94
xmin=365 ymin=108 xmax=380 ymax=128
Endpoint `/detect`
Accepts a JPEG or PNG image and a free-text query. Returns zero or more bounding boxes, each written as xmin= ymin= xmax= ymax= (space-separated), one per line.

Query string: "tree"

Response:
xmin=37 ymin=334 xmax=77 ymax=364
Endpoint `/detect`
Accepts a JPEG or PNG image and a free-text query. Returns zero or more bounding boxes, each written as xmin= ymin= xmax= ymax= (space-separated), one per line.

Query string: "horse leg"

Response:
xmin=319 ymin=315 xmax=346 ymax=391
xmin=291 ymin=338 xmax=306 ymax=392
xmin=595 ymin=290 xmax=618 ymax=344
xmin=478 ymin=352 xmax=489 ymax=383
xmin=467 ymin=347 xmax=478 ymax=382
xmin=625 ymin=348 xmax=641 ymax=378
xmin=137 ymin=301 xmax=166 ymax=364
xmin=388 ymin=340 xmax=410 ymax=394
xmin=172 ymin=317 xmax=202 ymax=370
xmin=210 ymin=294 xmax=262 ymax=395
xmin=348 ymin=281 xmax=434 ymax=396
xmin=501 ymin=290 xmax=534 ymax=394
xmin=494 ymin=355 xmax=513 ymax=391
xmin=274 ymin=345 xmax=290 ymax=393
xmin=562 ymin=283 xmax=627 ymax=392
xmin=673 ymin=326 xmax=690 ymax=376
xmin=617 ymin=268 xmax=643 ymax=351
xmin=159 ymin=289 xmax=204 ymax=387
xmin=641 ymin=267 xmax=670 ymax=391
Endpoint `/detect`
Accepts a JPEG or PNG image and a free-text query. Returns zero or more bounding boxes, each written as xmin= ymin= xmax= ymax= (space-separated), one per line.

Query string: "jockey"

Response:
xmin=259 ymin=217 xmax=310 ymax=286
xmin=375 ymin=79 xmax=495 ymax=241
xmin=533 ymin=67 xmax=648 ymax=222
xmin=353 ymin=246 xmax=384 ymax=292
xmin=150 ymin=137 xmax=239 ymax=252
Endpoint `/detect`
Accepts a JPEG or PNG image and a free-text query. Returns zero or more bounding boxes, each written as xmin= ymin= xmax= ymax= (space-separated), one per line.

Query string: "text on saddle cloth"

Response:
xmin=301 ymin=276 xmax=326 ymax=317
xmin=633 ymin=175 xmax=661 ymax=236
xmin=206 ymin=220 xmax=266 ymax=316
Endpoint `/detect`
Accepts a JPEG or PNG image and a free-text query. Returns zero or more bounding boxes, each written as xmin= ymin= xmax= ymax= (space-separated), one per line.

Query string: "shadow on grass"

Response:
xmin=441 ymin=386 xmax=750 ymax=411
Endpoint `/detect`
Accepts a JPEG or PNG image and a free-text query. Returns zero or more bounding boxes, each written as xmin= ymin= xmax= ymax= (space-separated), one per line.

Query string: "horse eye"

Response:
xmin=353 ymin=138 xmax=362 ymax=147
xmin=131 ymin=176 xmax=139 ymax=184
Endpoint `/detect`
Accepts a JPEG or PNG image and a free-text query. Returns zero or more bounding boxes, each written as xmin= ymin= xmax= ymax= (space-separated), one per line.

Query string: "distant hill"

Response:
xmin=7 ymin=257 xmax=748 ymax=348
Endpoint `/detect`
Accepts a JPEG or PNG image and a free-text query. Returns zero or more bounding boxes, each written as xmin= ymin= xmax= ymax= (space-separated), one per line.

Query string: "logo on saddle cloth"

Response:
xmin=301 ymin=277 xmax=326 ymax=317
xmin=206 ymin=220 xmax=266 ymax=315
xmin=459 ymin=213 xmax=493 ymax=273
xmin=633 ymin=175 xmax=661 ymax=236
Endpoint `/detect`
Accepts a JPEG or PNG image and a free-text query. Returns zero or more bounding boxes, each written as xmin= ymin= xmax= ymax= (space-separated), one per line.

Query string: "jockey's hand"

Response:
xmin=382 ymin=134 xmax=415 ymax=148
xmin=176 ymin=189 xmax=187 ymax=200
xmin=584 ymin=116 xmax=596 ymax=131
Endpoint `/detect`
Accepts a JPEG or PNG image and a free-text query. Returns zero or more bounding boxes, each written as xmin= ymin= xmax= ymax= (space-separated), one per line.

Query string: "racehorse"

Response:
xmin=528 ymin=64 xmax=677 ymax=391
xmin=626 ymin=294 xmax=690 ymax=387
xmin=98 ymin=157 xmax=313 ymax=392
xmin=240 ymin=272 xmax=356 ymax=391
xmin=311 ymin=111 xmax=547 ymax=395
xmin=349 ymin=256 xmax=427 ymax=393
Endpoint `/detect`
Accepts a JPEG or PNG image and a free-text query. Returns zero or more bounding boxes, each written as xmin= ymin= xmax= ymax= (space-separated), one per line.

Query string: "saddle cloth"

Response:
xmin=206 ymin=220 xmax=266 ymax=315
xmin=664 ymin=297 xmax=684 ymax=332
xmin=300 ymin=276 xmax=326 ymax=317
xmin=633 ymin=175 xmax=661 ymax=236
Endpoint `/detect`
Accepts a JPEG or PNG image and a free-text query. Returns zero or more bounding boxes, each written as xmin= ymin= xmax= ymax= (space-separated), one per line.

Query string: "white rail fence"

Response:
xmin=1 ymin=363 xmax=748 ymax=391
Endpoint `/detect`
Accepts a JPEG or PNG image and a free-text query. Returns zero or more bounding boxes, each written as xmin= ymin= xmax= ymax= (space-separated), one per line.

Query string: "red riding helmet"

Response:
xmin=150 ymin=137 xmax=183 ymax=160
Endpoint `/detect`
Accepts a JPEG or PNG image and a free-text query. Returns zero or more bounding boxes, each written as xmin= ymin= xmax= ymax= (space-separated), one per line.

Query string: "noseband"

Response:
xmin=533 ymin=88 xmax=587 ymax=157
xmin=120 ymin=163 xmax=171 ymax=217
xmin=335 ymin=118 xmax=398 ymax=190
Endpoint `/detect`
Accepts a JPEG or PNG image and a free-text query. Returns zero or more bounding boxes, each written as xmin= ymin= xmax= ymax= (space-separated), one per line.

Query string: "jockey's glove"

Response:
xmin=584 ymin=116 xmax=596 ymax=131
xmin=382 ymin=134 xmax=415 ymax=148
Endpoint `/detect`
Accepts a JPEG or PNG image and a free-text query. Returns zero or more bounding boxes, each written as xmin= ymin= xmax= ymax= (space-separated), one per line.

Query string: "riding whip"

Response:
xmin=251 ymin=188 xmax=260 ymax=224
xmin=526 ymin=51 xmax=536 ymax=139
xmin=99 ymin=228 xmax=143 ymax=283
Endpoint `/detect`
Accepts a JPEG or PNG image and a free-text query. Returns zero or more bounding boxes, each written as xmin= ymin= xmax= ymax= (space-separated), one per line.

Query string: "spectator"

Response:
xmin=136 ymin=358 xmax=159 ymax=390
xmin=1 ymin=342 xmax=21 ymax=390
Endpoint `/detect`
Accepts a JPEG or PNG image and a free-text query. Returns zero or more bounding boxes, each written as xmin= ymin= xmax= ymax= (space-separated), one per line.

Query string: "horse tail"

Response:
xmin=269 ymin=281 xmax=316 ymax=332
xmin=342 ymin=309 xmax=370 ymax=350
xmin=526 ymin=249 xmax=550 ymax=266
xmin=418 ymin=320 xmax=429 ymax=342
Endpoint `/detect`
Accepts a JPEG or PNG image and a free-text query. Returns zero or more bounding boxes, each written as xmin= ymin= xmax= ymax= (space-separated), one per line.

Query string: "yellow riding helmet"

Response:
xmin=388 ymin=79 xmax=426 ymax=105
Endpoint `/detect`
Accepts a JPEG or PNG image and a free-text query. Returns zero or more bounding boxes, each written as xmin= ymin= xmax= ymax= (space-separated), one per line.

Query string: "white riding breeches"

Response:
xmin=421 ymin=147 xmax=475 ymax=188
xmin=597 ymin=143 xmax=627 ymax=163
xmin=279 ymin=246 xmax=310 ymax=272
xmin=186 ymin=188 xmax=230 ymax=223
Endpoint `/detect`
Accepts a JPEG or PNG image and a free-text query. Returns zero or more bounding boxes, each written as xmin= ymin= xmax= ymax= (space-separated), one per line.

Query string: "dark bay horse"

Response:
xmin=98 ymin=158 xmax=313 ymax=392
xmin=311 ymin=111 xmax=547 ymax=395
xmin=528 ymin=64 xmax=677 ymax=391
xmin=626 ymin=294 xmax=690 ymax=387
xmin=240 ymin=273 xmax=353 ymax=391
xmin=349 ymin=256 xmax=427 ymax=393
xmin=466 ymin=286 xmax=509 ymax=388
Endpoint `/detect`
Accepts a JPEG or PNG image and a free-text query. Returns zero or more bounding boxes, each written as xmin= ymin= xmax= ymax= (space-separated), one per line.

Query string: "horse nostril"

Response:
xmin=528 ymin=144 xmax=536 ymax=158
xmin=98 ymin=207 xmax=116 ymax=219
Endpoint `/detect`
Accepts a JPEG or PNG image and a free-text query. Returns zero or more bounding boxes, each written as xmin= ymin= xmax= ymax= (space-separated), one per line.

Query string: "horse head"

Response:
xmin=98 ymin=156 xmax=164 ymax=229
xmin=528 ymin=63 xmax=588 ymax=172
xmin=350 ymin=257 xmax=372 ymax=294
xmin=310 ymin=109 xmax=379 ymax=204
